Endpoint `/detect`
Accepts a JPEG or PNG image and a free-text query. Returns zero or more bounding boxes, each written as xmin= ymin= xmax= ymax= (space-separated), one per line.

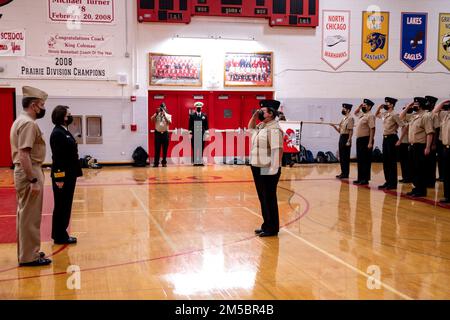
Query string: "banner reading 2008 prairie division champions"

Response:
xmin=362 ymin=11 xmax=390 ymax=70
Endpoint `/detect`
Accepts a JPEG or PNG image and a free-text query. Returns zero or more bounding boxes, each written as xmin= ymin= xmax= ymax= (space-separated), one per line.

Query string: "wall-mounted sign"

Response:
xmin=401 ymin=12 xmax=427 ymax=70
xmin=0 ymin=29 xmax=25 ymax=56
xmin=48 ymin=0 xmax=115 ymax=24
xmin=46 ymin=33 xmax=114 ymax=57
xmin=438 ymin=13 xmax=450 ymax=71
xmin=322 ymin=10 xmax=350 ymax=70
xmin=18 ymin=56 xmax=108 ymax=80
xmin=362 ymin=11 xmax=390 ymax=70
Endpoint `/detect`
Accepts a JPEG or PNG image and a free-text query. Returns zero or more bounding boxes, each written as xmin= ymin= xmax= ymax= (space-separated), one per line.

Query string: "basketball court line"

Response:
xmin=242 ymin=206 xmax=414 ymax=300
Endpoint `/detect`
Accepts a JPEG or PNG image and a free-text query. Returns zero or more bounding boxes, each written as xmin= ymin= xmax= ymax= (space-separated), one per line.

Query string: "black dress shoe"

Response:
xmin=259 ymin=232 xmax=278 ymax=238
xmin=54 ymin=237 xmax=77 ymax=245
xmin=153 ymin=164 xmax=159 ymax=168
xmin=378 ymin=184 xmax=387 ymax=189
xmin=384 ymin=185 xmax=397 ymax=190
xmin=439 ymin=198 xmax=450 ymax=204
xmin=162 ymin=164 xmax=167 ymax=167
xmin=406 ymin=191 xmax=417 ymax=196
xmin=400 ymin=179 xmax=412 ymax=183
xmin=39 ymin=252 xmax=45 ymax=258
xmin=339 ymin=175 xmax=349 ymax=179
xmin=254 ymin=229 xmax=264 ymax=234
xmin=353 ymin=180 xmax=361 ymax=185
xmin=336 ymin=174 xmax=342 ymax=179
xmin=19 ymin=257 xmax=52 ymax=267
xmin=358 ymin=180 xmax=369 ymax=185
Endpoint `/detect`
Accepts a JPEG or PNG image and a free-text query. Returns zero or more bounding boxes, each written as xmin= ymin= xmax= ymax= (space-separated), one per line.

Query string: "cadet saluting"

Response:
xmin=10 ymin=86 xmax=51 ymax=267
xmin=353 ymin=99 xmax=376 ymax=186
xmin=331 ymin=103 xmax=354 ymax=179
xmin=375 ymin=97 xmax=402 ymax=190
xmin=400 ymin=97 xmax=434 ymax=198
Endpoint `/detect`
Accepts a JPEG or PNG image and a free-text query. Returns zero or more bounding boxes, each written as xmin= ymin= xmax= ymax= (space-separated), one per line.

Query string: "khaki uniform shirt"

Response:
xmin=401 ymin=113 xmax=413 ymax=144
xmin=154 ymin=112 xmax=172 ymax=132
xmin=356 ymin=112 xmax=376 ymax=138
xmin=382 ymin=112 xmax=403 ymax=135
xmin=339 ymin=116 xmax=354 ymax=135
xmin=439 ymin=111 xmax=450 ymax=145
xmin=10 ymin=112 xmax=46 ymax=165
xmin=408 ymin=111 xmax=435 ymax=144
xmin=250 ymin=119 xmax=283 ymax=168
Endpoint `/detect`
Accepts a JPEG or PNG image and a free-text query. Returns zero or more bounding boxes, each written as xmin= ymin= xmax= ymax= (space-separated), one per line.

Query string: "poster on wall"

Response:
xmin=224 ymin=52 xmax=273 ymax=87
xmin=18 ymin=56 xmax=108 ymax=80
xmin=48 ymin=0 xmax=115 ymax=24
xmin=149 ymin=53 xmax=202 ymax=86
xmin=0 ymin=29 xmax=25 ymax=56
xmin=46 ymin=33 xmax=114 ymax=57
xmin=438 ymin=13 xmax=450 ymax=71
xmin=321 ymin=10 xmax=351 ymax=70
xmin=361 ymin=11 xmax=390 ymax=70
xmin=401 ymin=12 xmax=427 ymax=70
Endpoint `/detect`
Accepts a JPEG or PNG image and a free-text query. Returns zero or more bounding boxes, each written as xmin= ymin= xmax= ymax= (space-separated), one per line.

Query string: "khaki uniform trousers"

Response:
xmin=14 ymin=164 xmax=44 ymax=264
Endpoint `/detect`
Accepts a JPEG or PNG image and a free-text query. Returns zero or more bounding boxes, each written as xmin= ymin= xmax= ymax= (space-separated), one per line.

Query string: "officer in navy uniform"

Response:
xmin=50 ymin=105 xmax=83 ymax=245
xmin=189 ymin=102 xmax=209 ymax=166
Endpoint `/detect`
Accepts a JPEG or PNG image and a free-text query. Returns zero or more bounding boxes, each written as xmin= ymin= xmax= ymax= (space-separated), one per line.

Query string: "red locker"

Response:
xmin=0 ymin=88 xmax=15 ymax=167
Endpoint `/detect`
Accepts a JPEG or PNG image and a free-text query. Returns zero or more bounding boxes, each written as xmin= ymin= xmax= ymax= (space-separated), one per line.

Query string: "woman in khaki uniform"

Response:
xmin=433 ymin=100 xmax=450 ymax=203
xmin=331 ymin=103 xmax=354 ymax=179
xmin=9 ymin=86 xmax=52 ymax=267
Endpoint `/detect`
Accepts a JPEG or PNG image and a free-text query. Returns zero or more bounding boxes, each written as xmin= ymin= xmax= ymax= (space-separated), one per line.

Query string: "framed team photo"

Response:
xmin=149 ymin=53 xmax=202 ymax=86
xmin=224 ymin=52 xmax=273 ymax=87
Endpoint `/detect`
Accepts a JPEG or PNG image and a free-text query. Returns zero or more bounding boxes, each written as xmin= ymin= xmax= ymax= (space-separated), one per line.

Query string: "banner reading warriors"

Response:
xmin=401 ymin=13 xmax=427 ymax=70
xmin=322 ymin=10 xmax=351 ymax=70
xmin=362 ymin=11 xmax=389 ymax=70
xmin=46 ymin=33 xmax=114 ymax=57
xmin=18 ymin=56 xmax=108 ymax=80
xmin=48 ymin=0 xmax=115 ymax=24
xmin=438 ymin=13 xmax=450 ymax=71
xmin=0 ymin=29 xmax=25 ymax=56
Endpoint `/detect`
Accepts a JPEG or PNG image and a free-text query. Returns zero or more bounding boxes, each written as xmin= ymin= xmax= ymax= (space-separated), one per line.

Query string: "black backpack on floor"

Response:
xmin=316 ymin=151 xmax=327 ymax=163
xmin=132 ymin=147 xmax=148 ymax=167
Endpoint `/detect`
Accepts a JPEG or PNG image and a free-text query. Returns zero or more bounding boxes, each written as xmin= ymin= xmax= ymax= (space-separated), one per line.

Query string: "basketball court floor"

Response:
xmin=1 ymin=163 xmax=450 ymax=300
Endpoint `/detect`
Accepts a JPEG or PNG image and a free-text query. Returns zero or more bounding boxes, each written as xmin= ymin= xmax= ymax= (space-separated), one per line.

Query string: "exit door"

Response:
xmin=0 ymin=88 xmax=16 ymax=167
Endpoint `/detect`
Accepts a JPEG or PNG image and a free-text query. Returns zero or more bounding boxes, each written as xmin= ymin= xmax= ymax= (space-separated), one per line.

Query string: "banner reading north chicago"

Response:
xmin=18 ymin=56 xmax=108 ymax=80
xmin=401 ymin=12 xmax=427 ymax=70
xmin=48 ymin=0 xmax=115 ymax=24
xmin=362 ymin=11 xmax=389 ymax=70
xmin=322 ymin=10 xmax=350 ymax=70
xmin=0 ymin=29 xmax=25 ymax=56
xmin=46 ymin=33 xmax=114 ymax=57
xmin=438 ymin=13 xmax=450 ymax=71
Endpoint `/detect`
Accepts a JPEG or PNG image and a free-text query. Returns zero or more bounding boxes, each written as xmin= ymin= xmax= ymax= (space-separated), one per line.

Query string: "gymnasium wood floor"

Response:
xmin=0 ymin=163 xmax=450 ymax=300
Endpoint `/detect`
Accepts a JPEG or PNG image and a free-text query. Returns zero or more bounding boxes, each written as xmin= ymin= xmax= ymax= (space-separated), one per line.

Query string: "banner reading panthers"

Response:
xmin=438 ymin=13 xmax=450 ymax=71
xmin=362 ymin=11 xmax=390 ymax=70
xmin=401 ymin=13 xmax=427 ymax=70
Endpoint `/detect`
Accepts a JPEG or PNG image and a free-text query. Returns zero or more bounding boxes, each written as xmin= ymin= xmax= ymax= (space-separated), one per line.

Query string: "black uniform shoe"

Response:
xmin=162 ymin=164 xmax=167 ymax=167
xmin=153 ymin=164 xmax=159 ymax=168
xmin=384 ymin=185 xmax=397 ymax=190
xmin=353 ymin=180 xmax=361 ymax=185
xmin=259 ymin=232 xmax=278 ymax=238
xmin=254 ymin=229 xmax=264 ymax=234
xmin=336 ymin=174 xmax=343 ymax=179
xmin=399 ymin=179 xmax=412 ymax=183
xmin=54 ymin=237 xmax=77 ymax=245
xmin=406 ymin=191 xmax=417 ymax=196
xmin=358 ymin=180 xmax=369 ymax=185
xmin=439 ymin=198 xmax=450 ymax=204
xmin=378 ymin=184 xmax=388 ymax=189
xmin=19 ymin=258 xmax=52 ymax=267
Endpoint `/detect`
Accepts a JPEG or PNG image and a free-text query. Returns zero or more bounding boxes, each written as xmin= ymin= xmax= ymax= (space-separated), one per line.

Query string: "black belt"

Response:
xmin=445 ymin=145 xmax=450 ymax=149
xmin=383 ymin=134 xmax=397 ymax=138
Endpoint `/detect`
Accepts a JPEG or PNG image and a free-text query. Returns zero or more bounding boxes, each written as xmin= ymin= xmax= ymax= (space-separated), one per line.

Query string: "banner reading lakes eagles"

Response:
xmin=0 ymin=29 xmax=25 ymax=56
xmin=438 ymin=13 xmax=450 ymax=71
xmin=401 ymin=13 xmax=427 ymax=70
xmin=322 ymin=10 xmax=350 ymax=70
xmin=362 ymin=11 xmax=389 ymax=70
xmin=18 ymin=56 xmax=108 ymax=80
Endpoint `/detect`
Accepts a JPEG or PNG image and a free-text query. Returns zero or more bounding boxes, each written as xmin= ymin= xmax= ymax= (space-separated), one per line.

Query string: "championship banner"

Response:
xmin=48 ymin=0 xmax=115 ymax=24
xmin=0 ymin=29 xmax=25 ymax=56
xmin=279 ymin=121 xmax=302 ymax=153
xmin=438 ymin=13 xmax=450 ymax=71
xmin=401 ymin=13 xmax=427 ymax=70
xmin=18 ymin=56 xmax=108 ymax=80
xmin=46 ymin=33 xmax=114 ymax=57
xmin=362 ymin=11 xmax=389 ymax=70
xmin=322 ymin=10 xmax=350 ymax=70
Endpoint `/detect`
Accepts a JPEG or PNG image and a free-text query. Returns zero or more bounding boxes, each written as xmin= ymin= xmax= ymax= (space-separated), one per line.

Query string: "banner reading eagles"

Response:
xmin=438 ymin=13 xmax=450 ymax=71
xmin=322 ymin=10 xmax=351 ymax=70
xmin=401 ymin=13 xmax=427 ymax=70
xmin=362 ymin=11 xmax=389 ymax=70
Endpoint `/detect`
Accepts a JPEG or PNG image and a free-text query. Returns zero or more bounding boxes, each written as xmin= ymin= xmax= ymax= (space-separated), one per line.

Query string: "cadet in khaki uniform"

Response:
xmin=10 ymin=86 xmax=52 ymax=266
xmin=331 ymin=103 xmax=354 ymax=179
xmin=249 ymin=100 xmax=284 ymax=237
xmin=424 ymin=96 xmax=439 ymax=187
xmin=400 ymin=97 xmax=434 ymax=198
xmin=353 ymin=99 xmax=376 ymax=185
xmin=397 ymin=105 xmax=414 ymax=183
xmin=433 ymin=99 xmax=450 ymax=203
xmin=375 ymin=97 xmax=402 ymax=190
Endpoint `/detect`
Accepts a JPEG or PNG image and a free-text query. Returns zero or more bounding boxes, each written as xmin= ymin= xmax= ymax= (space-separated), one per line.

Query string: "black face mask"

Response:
xmin=258 ymin=110 xmax=266 ymax=122
xmin=383 ymin=105 xmax=390 ymax=111
xmin=196 ymin=108 xmax=202 ymax=113
xmin=407 ymin=108 xmax=414 ymax=114
xmin=361 ymin=107 xmax=368 ymax=113
xmin=65 ymin=115 xmax=73 ymax=126
xmin=443 ymin=104 xmax=450 ymax=111
xmin=341 ymin=110 xmax=347 ymax=116
xmin=35 ymin=107 xmax=46 ymax=119
xmin=413 ymin=106 xmax=420 ymax=112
